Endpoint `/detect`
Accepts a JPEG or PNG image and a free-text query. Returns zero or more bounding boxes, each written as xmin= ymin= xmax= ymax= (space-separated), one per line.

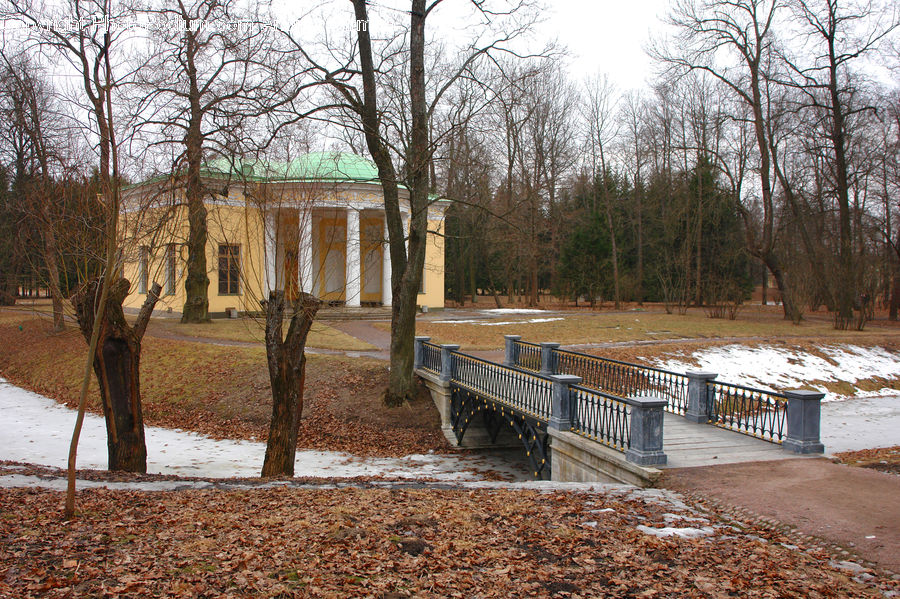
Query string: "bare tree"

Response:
xmin=781 ymin=0 xmax=898 ymax=328
xmin=655 ymin=0 xmax=798 ymax=317
xmin=583 ymin=74 xmax=622 ymax=309
xmin=620 ymin=90 xmax=649 ymax=305
xmin=133 ymin=0 xmax=307 ymax=323
xmin=239 ymin=159 xmax=325 ymax=478
xmin=1 ymin=0 xmax=161 ymax=517
xmin=290 ymin=0 xmax=541 ymax=404
xmin=0 ymin=54 xmax=67 ymax=331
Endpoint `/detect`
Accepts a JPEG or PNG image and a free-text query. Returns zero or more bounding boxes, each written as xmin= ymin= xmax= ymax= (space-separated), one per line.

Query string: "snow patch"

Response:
xmin=478 ymin=318 xmax=564 ymax=326
xmin=0 ymin=377 xmax=526 ymax=480
xmin=614 ymin=487 xmax=695 ymax=512
xmin=0 ymin=474 xmax=217 ymax=492
xmin=663 ymin=513 xmax=709 ymax=525
xmin=636 ymin=525 xmax=715 ymax=539
xmin=651 ymin=344 xmax=900 ymax=400
xmin=429 ymin=317 xmax=564 ymax=326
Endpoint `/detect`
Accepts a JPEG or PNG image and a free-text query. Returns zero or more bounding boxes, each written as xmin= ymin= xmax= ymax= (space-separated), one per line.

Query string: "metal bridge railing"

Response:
xmin=416 ymin=335 xmax=823 ymax=459
xmin=512 ymin=339 xmax=542 ymax=373
xmin=414 ymin=336 xmax=669 ymax=467
xmin=551 ymin=348 xmax=690 ymax=415
xmin=570 ymin=385 xmax=631 ymax=452
xmin=506 ymin=337 xmax=823 ymax=453
xmin=420 ymin=341 xmax=442 ymax=375
xmin=707 ymin=381 xmax=788 ymax=443
xmin=451 ymin=351 xmax=553 ymax=422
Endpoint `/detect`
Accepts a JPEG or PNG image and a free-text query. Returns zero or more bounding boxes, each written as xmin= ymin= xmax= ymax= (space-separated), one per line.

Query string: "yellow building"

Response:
xmin=121 ymin=152 xmax=448 ymax=316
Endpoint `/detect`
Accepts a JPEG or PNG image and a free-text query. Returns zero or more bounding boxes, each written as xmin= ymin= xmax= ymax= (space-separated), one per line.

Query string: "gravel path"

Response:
xmin=661 ymin=458 xmax=900 ymax=574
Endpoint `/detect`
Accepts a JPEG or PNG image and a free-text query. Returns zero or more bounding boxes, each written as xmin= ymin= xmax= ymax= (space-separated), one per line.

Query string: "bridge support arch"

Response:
xmin=418 ymin=368 xmax=520 ymax=450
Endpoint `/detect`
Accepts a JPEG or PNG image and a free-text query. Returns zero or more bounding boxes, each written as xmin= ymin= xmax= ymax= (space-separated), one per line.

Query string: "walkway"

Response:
xmin=661 ymin=394 xmax=900 ymax=463
xmin=662 ymin=413 xmax=801 ymax=469
xmin=662 ymin=458 xmax=900 ymax=574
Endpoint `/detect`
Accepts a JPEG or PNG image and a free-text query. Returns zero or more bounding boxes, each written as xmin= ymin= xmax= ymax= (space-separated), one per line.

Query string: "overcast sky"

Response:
xmin=543 ymin=0 xmax=671 ymax=90
xmin=269 ymin=0 xmax=674 ymax=93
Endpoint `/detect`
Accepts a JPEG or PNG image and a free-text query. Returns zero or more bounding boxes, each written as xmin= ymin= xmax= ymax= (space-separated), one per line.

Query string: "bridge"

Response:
xmin=414 ymin=335 xmax=825 ymax=486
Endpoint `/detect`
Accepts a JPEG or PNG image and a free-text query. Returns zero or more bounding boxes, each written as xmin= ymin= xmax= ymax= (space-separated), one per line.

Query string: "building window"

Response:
xmin=218 ymin=244 xmax=241 ymax=295
xmin=139 ymin=245 xmax=149 ymax=294
xmin=165 ymin=244 xmax=176 ymax=295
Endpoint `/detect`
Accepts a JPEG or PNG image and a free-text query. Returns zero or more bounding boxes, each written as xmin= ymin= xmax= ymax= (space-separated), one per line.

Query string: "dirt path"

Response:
xmin=326 ymin=320 xmax=391 ymax=351
xmin=660 ymin=458 xmax=900 ymax=573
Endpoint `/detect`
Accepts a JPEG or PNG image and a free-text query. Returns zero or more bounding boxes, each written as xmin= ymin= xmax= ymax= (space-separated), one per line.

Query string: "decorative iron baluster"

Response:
xmin=514 ymin=340 xmax=542 ymax=373
xmin=507 ymin=413 xmax=551 ymax=480
xmin=551 ymin=348 xmax=690 ymax=416
xmin=445 ymin=349 xmax=554 ymax=478
xmin=421 ymin=342 xmax=442 ymax=374
xmin=451 ymin=350 xmax=554 ymax=422
xmin=570 ymin=385 xmax=632 ymax=453
xmin=707 ymin=381 xmax=787 ymax=443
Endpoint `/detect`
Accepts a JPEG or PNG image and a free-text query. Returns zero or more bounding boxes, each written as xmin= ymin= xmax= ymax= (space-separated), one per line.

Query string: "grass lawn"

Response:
xmin=0 ymin=302 xmax=378 ymax=351
xmin=401 ymin=304 xmax=900 ymax=350
xmin=0 ymin=311 xmax=442 ymax=457
xmin=144 ymin=316 xmax=378 ymax=351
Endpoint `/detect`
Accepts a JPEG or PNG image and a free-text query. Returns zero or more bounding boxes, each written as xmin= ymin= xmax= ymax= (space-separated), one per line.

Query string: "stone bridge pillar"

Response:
xmin=503 ymin=335 xmax=521 ymax=367
xmin=540 ymin=342 xmax=560 ymax=376
xmin=783 ymin=390 xmax=825 ymax=454
xmin=624 ymin=396 xmax=668 ymax=466
xmin=685 ymin=371 xmax=717 ymax=423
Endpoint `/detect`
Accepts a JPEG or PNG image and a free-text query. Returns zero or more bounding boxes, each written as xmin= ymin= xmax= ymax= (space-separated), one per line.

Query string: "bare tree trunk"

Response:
xmin=71 ymin=278 xmax=161 ymax=472
xmin=528 ymin=242 xmax=539 ymax=307
xmin=694 ymin=164 xmax=703 ymax=307
xmin=181 ymin=75 xmax=210 ymax=323
xmin=351 ymin=0 xmax=428 ymax=407
xmin=636 ymin=187 xmax=643 ymax=306
xmin=890 ymin=234 xmax=900 ymax=321
xmin=182 ymin=196 xmax=210 ymax=321
xmin=261 ymin=290 xmax=321 ymax=477
xmin=40 ymin=220 xmax=65 ymax=332
xmin=468 ymin=241 xmax=476 ymax=305
xmin=890 ymin=267 xmax=899 ymax=321
xmin=764 ymin=255 xmax=798 ymax=322
xmin=827 ymin=47 xmax=854 ymax=330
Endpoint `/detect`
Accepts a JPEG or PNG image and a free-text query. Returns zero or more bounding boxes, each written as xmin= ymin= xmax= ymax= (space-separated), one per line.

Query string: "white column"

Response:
xmin=345 ymin=208 xmax=361 ymax=307
xmin=402 ymin=212 xmax=410 ymax=253
xmin=299 ymin=208 xmax=313 ymax=294
xmin=381 ymin=217 xmax=392 ymax=307
xmin=264 ymin=211 xmax=276 ymax=296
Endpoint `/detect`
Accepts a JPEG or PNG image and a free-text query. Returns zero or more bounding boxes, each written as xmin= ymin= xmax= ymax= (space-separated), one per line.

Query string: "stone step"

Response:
xmin=317 ymin=306 xmax=393 ymax=321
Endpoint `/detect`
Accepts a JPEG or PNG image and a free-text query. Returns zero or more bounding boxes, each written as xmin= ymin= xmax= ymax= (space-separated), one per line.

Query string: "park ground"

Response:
xmin=0 ymin=299 xmax=898 ymax=596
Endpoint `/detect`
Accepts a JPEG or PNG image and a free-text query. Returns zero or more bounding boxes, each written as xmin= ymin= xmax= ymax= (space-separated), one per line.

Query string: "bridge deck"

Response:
xmin=662 ymin=413 xmax=809 ymax=469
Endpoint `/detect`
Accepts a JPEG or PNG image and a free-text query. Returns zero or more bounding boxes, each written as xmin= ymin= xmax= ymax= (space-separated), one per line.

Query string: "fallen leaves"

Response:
xmin=832 ymin=445 xmax=900 ymax=476
xmin=0 ymin=485 xmax=892 ymax=598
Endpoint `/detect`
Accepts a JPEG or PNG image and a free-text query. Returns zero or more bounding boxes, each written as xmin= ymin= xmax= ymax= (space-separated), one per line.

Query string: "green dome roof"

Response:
xmin=202 ymin=152 xmax=380 ymax=183
xmin=286 ymin=152 xmax=379 ymax=182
